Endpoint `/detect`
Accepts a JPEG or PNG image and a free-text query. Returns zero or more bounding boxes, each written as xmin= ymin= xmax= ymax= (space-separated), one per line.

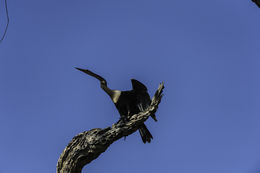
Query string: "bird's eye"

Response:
xmin=101 ymin=81 xmax=107 ymax=85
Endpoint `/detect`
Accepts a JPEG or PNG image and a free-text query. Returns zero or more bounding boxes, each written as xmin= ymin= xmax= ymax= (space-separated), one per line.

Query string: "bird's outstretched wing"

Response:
xmin=75 ymin=67 xmax=107 ymax=83
xmin=131 ymin=79 xmax=147 ymax=92
xmin=131 ymin=79 xmax=157 ymax=122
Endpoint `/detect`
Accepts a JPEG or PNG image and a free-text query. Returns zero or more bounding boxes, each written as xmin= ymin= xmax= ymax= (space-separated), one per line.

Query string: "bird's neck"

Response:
xmin=101 ymin=84 xmax=121 ymax=103
xmin=101 ymin=84 xmax=113 ymax=97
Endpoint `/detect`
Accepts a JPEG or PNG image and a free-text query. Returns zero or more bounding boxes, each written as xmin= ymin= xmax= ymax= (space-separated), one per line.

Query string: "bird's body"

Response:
xmin=75 ymin=67 xmax=157 ymax=143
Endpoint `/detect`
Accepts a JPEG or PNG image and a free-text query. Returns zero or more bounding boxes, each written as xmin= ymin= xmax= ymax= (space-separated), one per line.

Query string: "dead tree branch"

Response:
xmin=0 ymin=0 xmax=9 ymax=43
xmin=57 ymin=82 xmax=164 ymax=173
xmin=252 ymin=0 xmax=260 ymax=8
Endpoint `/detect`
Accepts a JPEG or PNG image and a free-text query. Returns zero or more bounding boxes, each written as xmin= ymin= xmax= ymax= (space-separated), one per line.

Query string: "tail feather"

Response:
xmin=139 ymin=124 xmax=153 ymax=143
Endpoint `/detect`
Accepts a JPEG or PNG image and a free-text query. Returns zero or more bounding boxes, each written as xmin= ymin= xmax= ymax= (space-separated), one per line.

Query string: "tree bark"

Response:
xmin=57 ymin=83 xmax=164 ymax=173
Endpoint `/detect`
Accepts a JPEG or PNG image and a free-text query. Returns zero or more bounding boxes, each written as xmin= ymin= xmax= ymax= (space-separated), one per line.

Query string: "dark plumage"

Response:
xmin=131 ymin=79 xmax=157 ymax=122
xmin=75 ymin=67 xmax=157 ymax=143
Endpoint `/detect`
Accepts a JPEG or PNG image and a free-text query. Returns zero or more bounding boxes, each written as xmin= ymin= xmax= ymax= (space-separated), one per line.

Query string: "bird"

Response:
xmin=252 ymin=0 xmax=260 ymax=8
xmin=75 ymin=67 xmax=157 ymax=143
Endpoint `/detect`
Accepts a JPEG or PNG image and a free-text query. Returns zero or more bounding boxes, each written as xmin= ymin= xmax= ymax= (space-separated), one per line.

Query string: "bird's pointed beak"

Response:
xmin=75 ymin=67 xmax=90 ymax=75
xmin=75 ymin=67 xmax=84 ymax=72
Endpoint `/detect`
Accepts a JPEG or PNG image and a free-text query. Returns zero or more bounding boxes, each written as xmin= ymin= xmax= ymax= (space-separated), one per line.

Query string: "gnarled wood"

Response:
xmin=57 ymin=83 xmax=164 ymax=173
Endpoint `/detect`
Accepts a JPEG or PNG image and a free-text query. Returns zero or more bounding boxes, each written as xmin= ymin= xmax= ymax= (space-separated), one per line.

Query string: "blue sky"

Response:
xmin=1 ymin=0 xmax=260 ymax=173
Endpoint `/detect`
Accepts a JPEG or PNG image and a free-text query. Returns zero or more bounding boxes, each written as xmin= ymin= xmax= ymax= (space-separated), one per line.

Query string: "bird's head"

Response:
xmin=100 ymin=80 xmax=107 ymax=88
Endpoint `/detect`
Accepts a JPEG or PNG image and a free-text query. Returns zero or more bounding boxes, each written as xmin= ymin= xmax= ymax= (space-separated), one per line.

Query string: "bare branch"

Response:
xmin=57 ymin=82 xmax=164 ymax=173
xmin=0 ymin=0 xmax=9 ymax=43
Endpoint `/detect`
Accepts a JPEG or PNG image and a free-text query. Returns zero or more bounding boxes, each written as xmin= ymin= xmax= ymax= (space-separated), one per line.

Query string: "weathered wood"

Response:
xmin=57 ymin=83 xmax=164 ymax=173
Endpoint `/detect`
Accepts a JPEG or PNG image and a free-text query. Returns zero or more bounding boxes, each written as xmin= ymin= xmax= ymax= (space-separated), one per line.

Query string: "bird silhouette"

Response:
xmin=75 ymin=67 xmax=157 ymax=143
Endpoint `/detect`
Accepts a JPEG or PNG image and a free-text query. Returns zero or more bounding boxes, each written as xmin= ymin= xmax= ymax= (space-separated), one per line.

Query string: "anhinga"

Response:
xmin=75 ymin=67 xmax=157 ymax=143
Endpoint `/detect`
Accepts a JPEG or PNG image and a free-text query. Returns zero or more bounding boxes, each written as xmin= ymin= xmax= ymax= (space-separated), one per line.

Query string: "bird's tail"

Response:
xmin=139 ymin=124 xmax=153 ymax=143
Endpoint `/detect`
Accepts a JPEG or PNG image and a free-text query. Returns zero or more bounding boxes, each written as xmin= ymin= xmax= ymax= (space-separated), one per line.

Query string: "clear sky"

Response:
xmin=1 ymin=0 xmax=260 ymax=173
